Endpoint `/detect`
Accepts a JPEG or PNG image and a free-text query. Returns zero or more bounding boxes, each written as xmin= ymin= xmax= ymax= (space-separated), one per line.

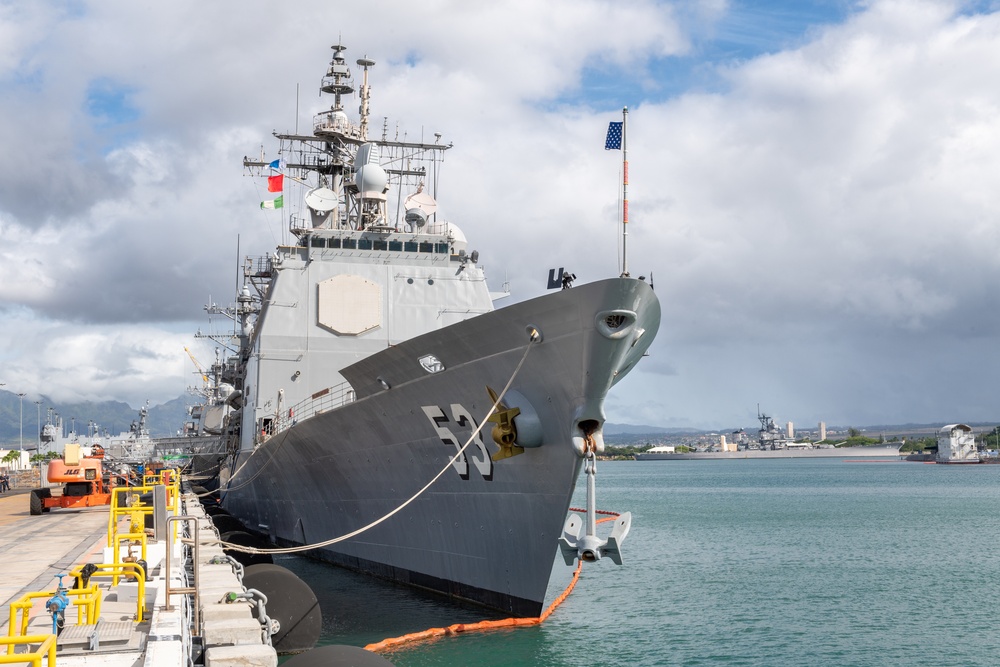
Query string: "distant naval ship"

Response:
xmin=207 ymin=44 xmax=660 ymax=615
xmin=636 ymin=410 xmax=903 ymax=460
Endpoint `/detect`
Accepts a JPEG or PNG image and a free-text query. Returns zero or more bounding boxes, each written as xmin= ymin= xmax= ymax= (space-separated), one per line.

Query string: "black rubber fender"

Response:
xmin=242 ymin=563 xmax=324 ymax=655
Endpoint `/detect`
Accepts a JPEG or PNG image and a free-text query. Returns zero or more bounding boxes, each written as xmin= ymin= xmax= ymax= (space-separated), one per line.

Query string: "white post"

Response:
xmin=17 ymin=392 xmax=25 ymax=454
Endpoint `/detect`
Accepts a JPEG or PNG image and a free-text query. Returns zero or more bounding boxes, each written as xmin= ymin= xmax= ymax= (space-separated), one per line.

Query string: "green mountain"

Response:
xmin=0 ymin=390 xmax=194 ymax=445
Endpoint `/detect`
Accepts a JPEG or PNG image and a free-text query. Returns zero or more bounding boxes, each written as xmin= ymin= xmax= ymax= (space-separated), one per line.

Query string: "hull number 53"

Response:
xmin=421 ymin=404 xmax=494 ymax=480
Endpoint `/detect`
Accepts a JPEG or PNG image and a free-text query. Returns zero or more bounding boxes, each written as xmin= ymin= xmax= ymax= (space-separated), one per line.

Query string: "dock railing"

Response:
xmin=0 ymin=635 xmax=56 ymax=667
xmin=68 ymin=562 xmax=148 ymax=622
xmin=8 ymin=586 xmax=100 ymax=639
xmin=107 ymin=472 xmax=180 ymax=584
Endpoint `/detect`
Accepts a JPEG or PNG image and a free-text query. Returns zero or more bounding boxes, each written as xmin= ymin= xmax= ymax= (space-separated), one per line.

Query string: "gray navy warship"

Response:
xmin=210 ymin=44 xmax=660 ymax=616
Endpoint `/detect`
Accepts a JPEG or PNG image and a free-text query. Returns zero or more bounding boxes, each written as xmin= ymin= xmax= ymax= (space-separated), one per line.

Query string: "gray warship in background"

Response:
xmin=207 ymin=44 xmax=660 ymax=616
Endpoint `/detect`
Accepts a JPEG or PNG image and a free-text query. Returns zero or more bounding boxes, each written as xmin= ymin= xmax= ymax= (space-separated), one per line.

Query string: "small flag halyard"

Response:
xmin=261 ymin=195 xmax=284 ymax=210
xmin=605 ymin=121 xmax=623 ymax=150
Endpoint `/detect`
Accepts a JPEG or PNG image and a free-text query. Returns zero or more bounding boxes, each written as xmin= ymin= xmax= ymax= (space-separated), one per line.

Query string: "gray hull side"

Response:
xmin=222 ymin=278 xmax=660 ymax=615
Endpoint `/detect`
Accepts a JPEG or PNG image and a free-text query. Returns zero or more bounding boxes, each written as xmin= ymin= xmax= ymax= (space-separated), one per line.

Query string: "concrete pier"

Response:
xmin=0 ymin=485 xmax=278 ymax=667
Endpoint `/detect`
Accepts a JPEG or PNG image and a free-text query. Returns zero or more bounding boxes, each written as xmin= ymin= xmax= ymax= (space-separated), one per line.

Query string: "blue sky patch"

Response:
xmin=86 ymin=78 xmax=140 ymax=127
xmin=560 ymin=0 xmax=857 ymax=109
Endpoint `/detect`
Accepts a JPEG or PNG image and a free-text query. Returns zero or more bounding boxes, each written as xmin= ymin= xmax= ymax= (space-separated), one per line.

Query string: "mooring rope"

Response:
xmin=211 ymin=337 xmax=536 ymax=555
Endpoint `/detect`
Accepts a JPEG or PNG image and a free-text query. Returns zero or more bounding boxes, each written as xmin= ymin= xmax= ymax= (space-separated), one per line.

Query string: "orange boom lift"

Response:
xmin=29 ymin=443 xmax=114 ymax=515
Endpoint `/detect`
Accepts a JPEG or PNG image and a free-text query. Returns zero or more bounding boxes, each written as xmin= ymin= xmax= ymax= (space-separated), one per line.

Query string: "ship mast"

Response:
xmin=357 ymin=57 xmax=374 ymax=141
xmin=242 ymin=44 xmax=451 ymax=236
xmin=319 ymin=44 xmax=356 ymax=228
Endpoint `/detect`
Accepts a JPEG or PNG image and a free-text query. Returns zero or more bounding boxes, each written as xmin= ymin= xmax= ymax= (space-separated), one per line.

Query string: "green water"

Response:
xmin=279 ymin=459 xmax=1000 ymax=666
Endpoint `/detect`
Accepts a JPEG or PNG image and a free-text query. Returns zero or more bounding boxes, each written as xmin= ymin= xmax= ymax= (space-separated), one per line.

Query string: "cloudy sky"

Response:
xmin=1 ymin=0 xmax=999 ymax=431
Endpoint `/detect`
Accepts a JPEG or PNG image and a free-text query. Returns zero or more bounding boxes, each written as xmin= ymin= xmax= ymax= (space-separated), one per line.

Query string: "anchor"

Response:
xmin=558 ymin=447 xmax=631 ymax=565
xmin=486 ymin=386 xmax=524 ymax=460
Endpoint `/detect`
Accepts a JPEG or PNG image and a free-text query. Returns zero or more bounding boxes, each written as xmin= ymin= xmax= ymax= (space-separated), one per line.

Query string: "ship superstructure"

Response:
xmin=755 ymin=410 xmax=791 ymax=450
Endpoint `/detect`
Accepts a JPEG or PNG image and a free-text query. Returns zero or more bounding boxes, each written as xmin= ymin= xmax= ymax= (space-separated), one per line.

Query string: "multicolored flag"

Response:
xmin=267 ymin=174 xmax=284 ymax=192
xmin=268 ymin=158 xmax=285 ymax=170
xmin=605 ymin=121 xmax=623 ymax=150
xmin=260 ymin=195 xmax=284 ymax=210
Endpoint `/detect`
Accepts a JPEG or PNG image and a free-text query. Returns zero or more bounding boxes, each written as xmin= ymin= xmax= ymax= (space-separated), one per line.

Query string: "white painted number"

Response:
xmin=421 ymin=404 xmax=494 ymax=481
xmin=421 ymin=405 xmax=468 ymax=479
xmin=450 ymin=404 xmax=494 ymax=480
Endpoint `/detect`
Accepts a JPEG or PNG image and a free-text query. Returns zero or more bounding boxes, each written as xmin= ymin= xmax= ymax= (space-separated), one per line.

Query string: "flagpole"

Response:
xmin=621 ymin=106 xmax=629 ymax=278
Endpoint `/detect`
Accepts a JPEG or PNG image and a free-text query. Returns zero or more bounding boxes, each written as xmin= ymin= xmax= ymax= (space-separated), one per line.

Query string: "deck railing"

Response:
xmin=258 ymin=382 xmax=356 ymax=445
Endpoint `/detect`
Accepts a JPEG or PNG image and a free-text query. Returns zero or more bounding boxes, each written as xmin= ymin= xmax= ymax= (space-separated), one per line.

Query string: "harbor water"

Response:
xmin=278 ymin=459 xmax=1000 ymax=666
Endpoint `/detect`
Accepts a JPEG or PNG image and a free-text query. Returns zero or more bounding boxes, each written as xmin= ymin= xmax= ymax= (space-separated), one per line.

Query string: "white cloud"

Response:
xmin=2 ymin=0 xmax=1000 ymax=430
xmin=0 ymin=309 xmax=200 ymax=405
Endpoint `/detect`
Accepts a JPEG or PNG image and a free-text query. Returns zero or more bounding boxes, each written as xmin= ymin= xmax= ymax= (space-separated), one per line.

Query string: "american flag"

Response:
xmin=605 ymin=121 xmax=623 ymax=150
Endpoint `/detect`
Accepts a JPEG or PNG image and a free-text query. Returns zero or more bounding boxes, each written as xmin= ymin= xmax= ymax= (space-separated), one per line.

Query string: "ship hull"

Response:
xmin=635 ymin=443 xmax=903 ymax=460
xmin=221 ymin=278 xmax=660 ymax=615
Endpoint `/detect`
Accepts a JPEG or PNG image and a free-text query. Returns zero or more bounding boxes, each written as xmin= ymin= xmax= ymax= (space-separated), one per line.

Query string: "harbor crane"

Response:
xmin=184 ymin=346 xmax=210 ymax=388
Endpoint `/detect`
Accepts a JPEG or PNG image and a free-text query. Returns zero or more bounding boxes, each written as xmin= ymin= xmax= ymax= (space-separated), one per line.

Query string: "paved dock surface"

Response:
xmin=0 ymin=486 xmax=278 ymax=667
xmin=0 ymin=489 xmax=109 ymax=620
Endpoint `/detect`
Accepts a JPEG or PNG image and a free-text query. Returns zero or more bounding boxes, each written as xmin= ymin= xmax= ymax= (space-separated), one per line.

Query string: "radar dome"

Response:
xmin=330 ymin=109 xmax=348 ymax=128
xmin=447 ymin=222 xmax=467 ymax=244
xmin=427 ymin=221 xmax=467 ymax=244
xmin=355 ymin=164 xmax=387 ymax=196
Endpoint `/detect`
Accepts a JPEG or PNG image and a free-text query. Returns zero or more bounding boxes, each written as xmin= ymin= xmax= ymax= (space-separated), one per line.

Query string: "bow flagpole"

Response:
xmin=605 ymin=107 xmax=629 ymax=277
